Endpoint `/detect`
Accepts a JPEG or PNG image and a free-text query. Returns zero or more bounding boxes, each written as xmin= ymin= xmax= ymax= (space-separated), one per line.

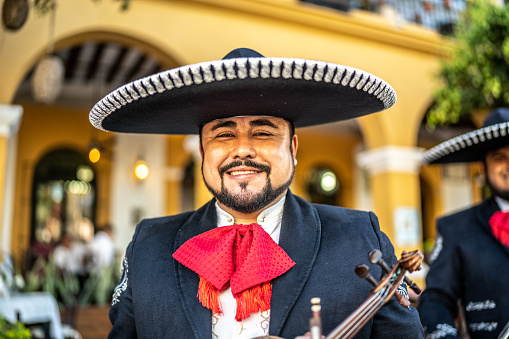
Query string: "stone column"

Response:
xmin=0 ymin=105 xmax=23 ymax=256
xmin=356 ymin=145 xmax=425 ymax=258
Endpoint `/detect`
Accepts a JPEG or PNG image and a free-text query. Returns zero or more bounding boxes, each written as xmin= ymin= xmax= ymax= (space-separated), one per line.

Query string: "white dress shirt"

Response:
xmin=212 ymin=196 xmax=286 ymax=339
xmin=495 ymin=196 xmax=509 ymax=212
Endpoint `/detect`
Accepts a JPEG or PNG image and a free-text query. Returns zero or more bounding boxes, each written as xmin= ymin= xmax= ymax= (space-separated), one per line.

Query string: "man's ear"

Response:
xmin=291 ymin=134 xmax=298 ymax=166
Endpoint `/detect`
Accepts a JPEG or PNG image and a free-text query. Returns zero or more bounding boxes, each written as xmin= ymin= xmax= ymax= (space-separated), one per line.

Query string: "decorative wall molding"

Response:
xmin=0 ymin=104 xmax=23 ymax=137
xmin=356 ymin=145 xmax=425 ymax=175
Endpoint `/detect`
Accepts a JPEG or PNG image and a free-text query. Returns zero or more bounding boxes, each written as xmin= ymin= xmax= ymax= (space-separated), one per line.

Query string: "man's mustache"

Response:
xmin=219 ymin=160 xmax=271 ymax=176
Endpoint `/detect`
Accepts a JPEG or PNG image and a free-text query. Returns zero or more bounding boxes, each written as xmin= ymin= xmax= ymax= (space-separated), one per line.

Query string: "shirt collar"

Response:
xmin=495 ymin=196 xmax=509 ymax=212
xmin=215 ymin=196 xmax=286 ymax=236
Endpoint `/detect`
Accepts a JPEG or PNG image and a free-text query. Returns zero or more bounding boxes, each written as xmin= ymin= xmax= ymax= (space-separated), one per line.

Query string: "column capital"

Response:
xmin=356 ymin=145 xmax=425 ymax=175
xmin=0 ymin=104 xmax=23 ymax=137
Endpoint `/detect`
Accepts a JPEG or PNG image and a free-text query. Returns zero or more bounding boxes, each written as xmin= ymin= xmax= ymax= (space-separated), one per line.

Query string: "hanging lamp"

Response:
xmin=31 ymin=1 xmax=64 ymax=104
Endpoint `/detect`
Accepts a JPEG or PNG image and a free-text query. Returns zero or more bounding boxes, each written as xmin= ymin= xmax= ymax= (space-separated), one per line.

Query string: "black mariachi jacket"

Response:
xmin=418 ymin=197 xmax=509 ymax=339
xmin=108 ymin=191 xmax=424 ymax=338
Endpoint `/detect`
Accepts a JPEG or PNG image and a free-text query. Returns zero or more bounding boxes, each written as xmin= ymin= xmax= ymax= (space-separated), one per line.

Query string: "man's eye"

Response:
xmin=217 ymin=133 xmax=234 ymax=138
xmin=254 ymin=132 xmax=271 ymax=136
xmin=492 ymin=156 xmax=507 ymax=163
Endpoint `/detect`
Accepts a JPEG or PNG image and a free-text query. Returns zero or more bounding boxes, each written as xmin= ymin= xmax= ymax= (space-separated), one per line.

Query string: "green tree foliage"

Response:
xmin=0 ymin=316 xmax=31 ymax=339
xmin=427 ymin=0 xmax=509 ymax=127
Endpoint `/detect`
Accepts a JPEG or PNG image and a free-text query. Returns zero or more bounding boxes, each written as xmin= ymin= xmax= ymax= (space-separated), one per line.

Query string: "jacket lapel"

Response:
xmin=269 ymin=191 xmax=322 ymax=336
xmin=173 ymin=200 xmax=217 ymax=338
xmin=477 ymin=196 xmax=509 ymax=258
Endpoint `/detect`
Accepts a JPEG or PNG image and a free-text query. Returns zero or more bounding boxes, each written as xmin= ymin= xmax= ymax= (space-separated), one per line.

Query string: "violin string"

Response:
xmin=341 ymin=274 xmax=407 ymax=338
xmin=326 ymin=293 xmax=384 ymax=339
xmin=340 ymin=295 xmax=384 ymax=338
xmin=327 ymin=293 xmax=382 ymax=338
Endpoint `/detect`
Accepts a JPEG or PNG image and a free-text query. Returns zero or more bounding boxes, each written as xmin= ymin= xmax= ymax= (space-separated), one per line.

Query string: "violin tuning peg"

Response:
xmin=355 ymin=264 xmax=378 ymax=287
xmin=394 ymin=290 xmax=411 ymax=307
xmin=368 ymin=249 xmax=382 ymax=264
xmin=407 ymin=280 xmax=422 ymax=295
xmin=368 ymin=249 xmax=391 ymax=273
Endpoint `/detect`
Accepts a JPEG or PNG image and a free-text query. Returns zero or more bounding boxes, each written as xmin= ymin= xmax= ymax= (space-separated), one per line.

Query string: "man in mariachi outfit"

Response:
xmin=90 ymin=48 xmax=424 ymax=339
xmin=419 ymin=108 xmax=509 ymax=339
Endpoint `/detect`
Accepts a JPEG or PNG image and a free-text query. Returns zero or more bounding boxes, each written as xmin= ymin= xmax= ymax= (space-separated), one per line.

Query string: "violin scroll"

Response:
xmin=256 ymin=249 xmax=425 ymax=339
xmin=368 ymin=249 xmax=423 ymax=295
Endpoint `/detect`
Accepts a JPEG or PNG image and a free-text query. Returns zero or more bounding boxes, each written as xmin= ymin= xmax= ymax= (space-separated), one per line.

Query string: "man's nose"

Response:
xmin=232 ymin=135 xmax=256 ymax=159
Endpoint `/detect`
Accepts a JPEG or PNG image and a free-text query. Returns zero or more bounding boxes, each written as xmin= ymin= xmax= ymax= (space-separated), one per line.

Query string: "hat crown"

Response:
xmin=483 ymin=107 xmax=509 ymax=128
xmin=222 ymin=48 xmax=265 ymax=59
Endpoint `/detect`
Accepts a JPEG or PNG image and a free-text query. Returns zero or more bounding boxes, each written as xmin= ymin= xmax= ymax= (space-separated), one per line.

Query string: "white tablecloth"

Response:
xmin=0 ymin=291 xmax=64 ymax=339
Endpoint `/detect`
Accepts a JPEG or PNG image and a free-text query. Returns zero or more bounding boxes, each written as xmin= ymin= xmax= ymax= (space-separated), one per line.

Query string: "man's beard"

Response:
xmin=486 ymin=175 xmax=509 ymax=201
xmin=203 ymin=159 xmax=294 ymax=214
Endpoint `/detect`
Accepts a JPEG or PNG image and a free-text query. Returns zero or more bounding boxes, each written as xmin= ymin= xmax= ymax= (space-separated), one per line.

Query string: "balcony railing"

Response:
xmin=300 ymin=0 xmax=468 ymax=35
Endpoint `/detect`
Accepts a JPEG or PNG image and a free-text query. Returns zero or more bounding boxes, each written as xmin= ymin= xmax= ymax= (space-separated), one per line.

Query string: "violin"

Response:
xmin=254 ymin=248 xmax=424 ymax=339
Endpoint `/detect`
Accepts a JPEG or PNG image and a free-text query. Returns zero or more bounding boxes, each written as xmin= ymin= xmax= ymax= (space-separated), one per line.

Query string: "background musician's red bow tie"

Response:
xmin=172 ymin=223 xmax=295 ymax=321
xmin=489 ymin=210 xmax=509 ymax=247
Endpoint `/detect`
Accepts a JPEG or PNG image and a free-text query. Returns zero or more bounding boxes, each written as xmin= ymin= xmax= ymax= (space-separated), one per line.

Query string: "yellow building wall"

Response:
xmin=0 ymin=136 xmax=6 ymax=247
xmin=420 ymin=165 xmax=443 ymax=242
xmin=294 ymin=131 xmax=360 ymax=209
xmin=0 ymin=0 xmax=452 ymax=266
xmin=11 ymin=104 xmax=111 ymax=263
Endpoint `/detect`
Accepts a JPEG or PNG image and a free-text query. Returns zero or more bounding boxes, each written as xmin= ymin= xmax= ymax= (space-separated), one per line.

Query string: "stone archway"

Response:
xmin=28 ymin=148 xmax=96 ymax=264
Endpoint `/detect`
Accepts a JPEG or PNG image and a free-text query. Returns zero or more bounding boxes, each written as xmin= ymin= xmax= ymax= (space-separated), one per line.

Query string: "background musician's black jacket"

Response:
xmin=108 ymin=191 xmax=424 ymax=338
xmin=418 ymin=197 xmax=509 ymax=339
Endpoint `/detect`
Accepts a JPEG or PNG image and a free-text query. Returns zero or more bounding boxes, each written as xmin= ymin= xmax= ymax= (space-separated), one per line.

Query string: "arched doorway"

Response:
xmin=306 ymin=165 xmax=341 ymax=206
xmin=30 ymin=148 xmax=97 ymax=261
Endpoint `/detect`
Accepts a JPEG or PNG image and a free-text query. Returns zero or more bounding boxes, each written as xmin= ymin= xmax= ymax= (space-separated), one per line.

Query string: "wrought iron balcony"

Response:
xmin=300 ymin=0 xmax=468 ymax=35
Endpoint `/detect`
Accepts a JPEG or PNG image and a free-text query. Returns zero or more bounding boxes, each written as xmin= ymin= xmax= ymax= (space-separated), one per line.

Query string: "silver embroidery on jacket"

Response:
xmin=465 ymin=300 xmax=496 ymax=312
xmin=425 ymin=323 xmax=457 ymax=339
xmin=429 ymin=233 xmax=443 ymax=264
xmin=469 ymin=322 xmax=498 ymax=332
xmin=111 ymin=255 xmax=128 ymax=306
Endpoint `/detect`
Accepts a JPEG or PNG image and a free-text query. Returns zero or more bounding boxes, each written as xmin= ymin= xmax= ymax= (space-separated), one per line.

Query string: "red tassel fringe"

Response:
xmin=198 ymin=277 xmax=222 ymax=314
xmin=197 ymin=277 xmax=272 ymax=321
xmin=234 ymin=281 xmax=272 ymax=321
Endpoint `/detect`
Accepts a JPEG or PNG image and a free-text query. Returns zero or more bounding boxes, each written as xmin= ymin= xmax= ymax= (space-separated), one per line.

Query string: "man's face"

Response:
xmin=200 ymin=116 xmax=298 ymax=214
xmin=482 ymin=145 xmax=509 ymax=200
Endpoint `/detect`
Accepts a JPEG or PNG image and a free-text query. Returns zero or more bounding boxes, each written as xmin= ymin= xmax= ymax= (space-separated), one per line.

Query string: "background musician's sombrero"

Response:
xmin=422 ymin=107 xmax=509 ymax=164
xmin=89 ymin=47 xmax=397 ymax=134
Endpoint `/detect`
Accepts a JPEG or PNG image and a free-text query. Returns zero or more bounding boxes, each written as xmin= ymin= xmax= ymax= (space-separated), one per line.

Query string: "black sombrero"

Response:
xmin=89 ymin=48 xmax=396 ymax=135
xmin=422 ymin=107 xmax=509 ymax=164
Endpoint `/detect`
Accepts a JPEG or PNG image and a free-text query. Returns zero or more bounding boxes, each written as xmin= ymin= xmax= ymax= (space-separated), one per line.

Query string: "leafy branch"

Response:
xmin=427 ymin=0 xmax=509 ymax=127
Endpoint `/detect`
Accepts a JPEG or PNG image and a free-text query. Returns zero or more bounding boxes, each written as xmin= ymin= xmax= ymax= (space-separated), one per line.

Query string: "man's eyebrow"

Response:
xmin=250 ymin=119 xmax=279 ymax=129
xmin=210 ymin=120 xmax=237 ymax=131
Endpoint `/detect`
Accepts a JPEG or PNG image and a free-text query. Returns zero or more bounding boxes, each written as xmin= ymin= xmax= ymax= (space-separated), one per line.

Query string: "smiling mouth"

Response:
xmin=219 ymin=160 xmax=271 ymax=177
xmin=228 ymin=170 xmax=260 ymax=176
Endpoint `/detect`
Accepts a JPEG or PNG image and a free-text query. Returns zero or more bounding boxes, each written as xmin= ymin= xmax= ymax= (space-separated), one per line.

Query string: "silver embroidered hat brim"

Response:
xmin=89 ymin=56 xmax=396 ymax=135
xmin=421 ymin=122 xmax=509 ymax=164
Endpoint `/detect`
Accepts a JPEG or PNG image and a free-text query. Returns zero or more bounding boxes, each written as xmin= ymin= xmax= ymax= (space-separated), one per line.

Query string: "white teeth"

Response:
xmin=229 ymin=170 xmax=258 ymax=176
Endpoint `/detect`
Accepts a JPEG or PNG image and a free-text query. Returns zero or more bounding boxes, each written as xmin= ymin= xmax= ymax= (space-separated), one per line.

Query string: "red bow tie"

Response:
xmin=488 ymin=211 xmax=509 ymax=247
xmin=172 ymin=223 xmax=295 ymax=321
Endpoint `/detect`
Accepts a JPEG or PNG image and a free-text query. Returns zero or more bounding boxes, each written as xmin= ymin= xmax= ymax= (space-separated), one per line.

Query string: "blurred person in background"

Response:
xmin=52 ymin=233 xmax=89 ymax=286
xmin=88 ymin=224 xmax=115 ymax=272
xmin=418 ymin=108 xmax=509 ymax=339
